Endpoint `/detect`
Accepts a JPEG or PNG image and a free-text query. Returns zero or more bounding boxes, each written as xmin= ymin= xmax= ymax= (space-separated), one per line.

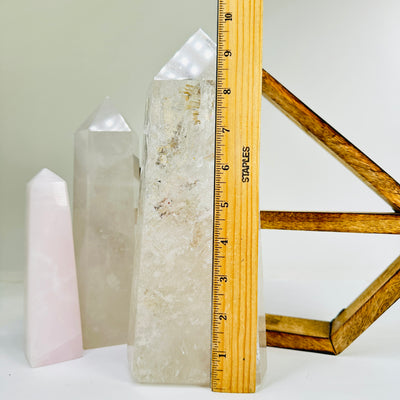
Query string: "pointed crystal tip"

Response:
xmin=28 ymin=168 xmax=65 ymax=186
xmin=155 ymin=29 xmax=216 ymax=81
xmin=77 ymin=97 xmax=131 ymax=133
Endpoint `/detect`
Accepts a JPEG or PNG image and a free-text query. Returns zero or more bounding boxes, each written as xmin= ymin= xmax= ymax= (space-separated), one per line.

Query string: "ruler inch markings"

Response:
xmin=211 ymin=0 xmax=263 ymax=394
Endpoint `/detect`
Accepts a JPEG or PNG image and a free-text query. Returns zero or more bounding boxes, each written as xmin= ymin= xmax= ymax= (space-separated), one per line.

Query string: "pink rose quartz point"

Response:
xmin=25 ymin=168 xmax=83 ymax=367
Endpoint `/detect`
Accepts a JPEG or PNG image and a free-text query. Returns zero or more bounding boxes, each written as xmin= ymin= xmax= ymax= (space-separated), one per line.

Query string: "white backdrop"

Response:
xmin=0 ymin=0 xmax=218 ymax=279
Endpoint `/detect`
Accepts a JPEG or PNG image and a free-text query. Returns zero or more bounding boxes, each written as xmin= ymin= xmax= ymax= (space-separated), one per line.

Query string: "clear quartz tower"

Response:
xmin=73 ymin=97 xmax=140 ymax=348
xmin=128 ymin=30 xmax=216 ymax=385
xmin=128 ymin=29 xmax=266 ymax=386
xmin=128 ymin=30 xmax=266 ymax=386
xmin=26 ymin=168 xmax=83 ymax=367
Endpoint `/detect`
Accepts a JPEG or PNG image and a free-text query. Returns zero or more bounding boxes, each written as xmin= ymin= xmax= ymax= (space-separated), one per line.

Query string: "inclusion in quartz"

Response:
xmin=128 ymin=29 xmax=216 ymax=385
xmin=73 ymin=97 xmax=140 ymax=349
xmin=26 ymin=168 xmax=83 ymax=367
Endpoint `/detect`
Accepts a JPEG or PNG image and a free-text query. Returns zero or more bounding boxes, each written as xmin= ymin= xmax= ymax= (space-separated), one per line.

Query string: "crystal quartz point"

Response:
xmin=73 ymin=97 xmax=140 ymax=349
xmin=26 ymin=169 xmax=83 ymax=367
xmin=128 ymin=29 xmax=266 ymax=386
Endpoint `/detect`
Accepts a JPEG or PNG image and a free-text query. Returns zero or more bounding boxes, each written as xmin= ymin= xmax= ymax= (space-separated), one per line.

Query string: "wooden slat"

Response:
xmin=266 ymin=314 xmax=334 ymax=354
xmin=267 ymin=314 xmax=330 ymax=338
xmin=330 ymin=254 xmax=400 ymax=354
xmin=265 ymin=256 xmax=400 ymax=355
xmin=260 ymin=211 xmax=400 ymax=234
xmin=262 ymin=69 xmax=400 ymax=212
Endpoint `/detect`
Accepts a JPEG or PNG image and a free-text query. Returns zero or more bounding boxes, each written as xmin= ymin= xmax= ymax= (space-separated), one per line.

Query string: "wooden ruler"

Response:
xmin=211 ymin=0 xmax=263 ymax=393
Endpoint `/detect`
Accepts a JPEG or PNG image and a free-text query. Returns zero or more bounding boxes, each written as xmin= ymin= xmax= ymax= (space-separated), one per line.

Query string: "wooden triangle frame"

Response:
xmin=261 ymin=69 xmax=400 ymax=354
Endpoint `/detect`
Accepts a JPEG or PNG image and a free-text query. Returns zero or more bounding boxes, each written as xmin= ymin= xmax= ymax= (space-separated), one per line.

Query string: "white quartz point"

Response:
xmin=26 ymin=168 xmax=83 ymax=368
xmin=80 ymin=96 xmax=131 ymax=132
xmin=155 ymin=29 xmax=216 ymax=80
xmin=74 ymin=97 xmax=140 ymax=349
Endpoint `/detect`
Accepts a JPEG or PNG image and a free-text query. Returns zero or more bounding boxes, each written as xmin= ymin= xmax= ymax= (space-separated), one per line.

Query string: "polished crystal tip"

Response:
xmin=77 ymin=96 xmax=131 ymax=132
xmin=28 ymin=168 xmax=65 ymax=186
xmin=155 ymin=28 xmax=216 ymax=81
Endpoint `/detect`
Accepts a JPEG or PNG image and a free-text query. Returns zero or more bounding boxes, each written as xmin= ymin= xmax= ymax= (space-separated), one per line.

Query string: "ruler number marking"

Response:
xmin=224 ymin=12 xmax=232 ymax=21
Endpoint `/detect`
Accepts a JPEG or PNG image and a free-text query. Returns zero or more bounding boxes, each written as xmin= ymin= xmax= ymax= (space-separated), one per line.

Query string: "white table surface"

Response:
xmin=1 ymin=280 xmax=399 ymax=399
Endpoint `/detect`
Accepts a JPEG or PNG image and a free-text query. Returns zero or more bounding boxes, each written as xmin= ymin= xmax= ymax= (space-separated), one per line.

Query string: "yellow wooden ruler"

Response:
xmin=211 ymin=0 xmax=263 ymax=393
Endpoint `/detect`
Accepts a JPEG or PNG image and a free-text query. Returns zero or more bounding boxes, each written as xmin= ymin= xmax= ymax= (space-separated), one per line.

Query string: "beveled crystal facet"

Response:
xmin=73 ymin=97 xmax=140 ymax=349
xmin=155 ymin=29 xmax=216 ymax=81
xmin=26 ymin=168 xmax=83 ymax=367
